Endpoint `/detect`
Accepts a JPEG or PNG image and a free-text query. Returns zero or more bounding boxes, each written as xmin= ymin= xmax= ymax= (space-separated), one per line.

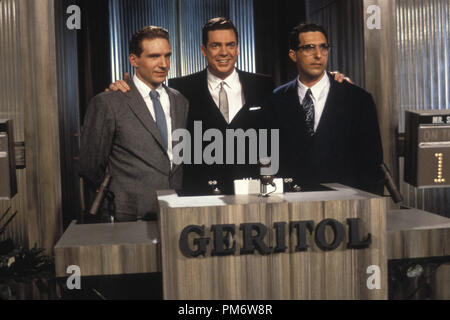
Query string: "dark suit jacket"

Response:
xmin=271 ymin=73 xmax=384 ymax=194
xmin=79 ymin=80 xmax=189 ymax=220
xmin=169 ymin=68 xmax=275 ymax=194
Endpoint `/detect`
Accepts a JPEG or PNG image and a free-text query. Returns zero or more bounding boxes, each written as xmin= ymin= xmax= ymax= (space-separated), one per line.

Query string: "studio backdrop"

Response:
xmin=108 ymin=0 xmax=256 ymax=82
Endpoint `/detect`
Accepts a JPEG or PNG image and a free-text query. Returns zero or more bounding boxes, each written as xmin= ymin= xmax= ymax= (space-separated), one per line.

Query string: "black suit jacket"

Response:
xmin=169 ymin=68 xmax=275 ymax=194
xmin=271 ymin=73 xmax=384 ymax=194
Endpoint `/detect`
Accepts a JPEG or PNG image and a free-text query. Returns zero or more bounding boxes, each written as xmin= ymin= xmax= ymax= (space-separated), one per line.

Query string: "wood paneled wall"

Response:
xmin=55 ymin=0 xmax=82 ymax=228
xmin=0 ymin=0 xmax=29 ymax=248
xmin=363 ymin=0 xmax=400 ymax=210
xmin=0 ymin=0 xmax=64 ymax=253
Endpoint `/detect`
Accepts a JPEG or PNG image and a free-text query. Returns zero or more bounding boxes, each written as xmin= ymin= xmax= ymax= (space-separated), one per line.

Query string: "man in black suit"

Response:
xmin=168 ymin=17 xmax=275 ymax=194
xmin=272 ymin=23 xmax=384 ymax=194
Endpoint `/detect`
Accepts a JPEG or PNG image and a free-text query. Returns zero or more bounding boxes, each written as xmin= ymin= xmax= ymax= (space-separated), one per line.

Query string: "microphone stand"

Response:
xmin=88 ymin=173 xmax=116 ymax=223
xmin=88 ymin=174 xmax=111 ymax=215
xmin=380 ymin=163 xmax=403 ymax=203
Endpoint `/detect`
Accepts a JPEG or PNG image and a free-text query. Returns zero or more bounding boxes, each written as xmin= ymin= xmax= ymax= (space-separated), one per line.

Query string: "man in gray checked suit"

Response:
xmin=80 ymin=26 xmax=189 ymax=222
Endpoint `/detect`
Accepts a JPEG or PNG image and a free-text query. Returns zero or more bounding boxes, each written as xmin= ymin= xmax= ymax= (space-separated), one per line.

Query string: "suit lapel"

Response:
xmin=314 ymin=73 xmax=339 ymax=136
xmin=285 ymin=79 xmax=306 ymax=128
xmin=230 ymin=69 xmax=267 ymax=126
xmin=164 ymin=85 xmax=181 ymax=174
xmin=276 ymin=78 xmax=312 ymax=145
xmin=124 ymin=80 xmax=167 ymax=152
xmin=237 ymin=69 xmax=250 ymax=106
xmin=287 ymin=79 xmax=302 ymax=110
xmin=237 ymin=69 xmax=263 ymax=108
xmin=166 ymin=85 xmax=181 ymax=132
xmin=231 ymin=70 xmax=254 ymax=125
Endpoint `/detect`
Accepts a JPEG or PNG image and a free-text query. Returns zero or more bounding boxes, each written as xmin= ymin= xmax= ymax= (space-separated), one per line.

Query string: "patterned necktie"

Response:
xmin=150 ymin=90 xmax=168 ymax=150
xmin=219 ymin=81 xmax=229 ymax=123
xmin=302 ymin=89 xmax=315 ymax=136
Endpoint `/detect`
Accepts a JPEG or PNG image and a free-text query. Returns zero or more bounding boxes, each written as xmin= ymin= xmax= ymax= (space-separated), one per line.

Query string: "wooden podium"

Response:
xmin=55 ymin=221 xmax=161 ymax=277
xmin=157 ymin=184 xmax=387 ymax=300
xmin=54 ymin=184 xmax=450 ymax=299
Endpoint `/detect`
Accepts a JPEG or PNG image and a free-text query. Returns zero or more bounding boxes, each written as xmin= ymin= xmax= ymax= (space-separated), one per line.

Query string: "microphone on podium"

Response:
xmin=259 ymin=158 xmax=276 ymax=197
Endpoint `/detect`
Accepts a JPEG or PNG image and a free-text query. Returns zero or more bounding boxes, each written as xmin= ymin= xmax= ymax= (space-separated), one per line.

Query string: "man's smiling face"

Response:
xmin=201 ymin=29 xmax=239 ymax=79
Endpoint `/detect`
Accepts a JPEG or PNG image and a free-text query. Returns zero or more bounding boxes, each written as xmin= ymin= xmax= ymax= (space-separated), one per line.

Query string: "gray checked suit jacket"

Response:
xmin=79 ymin=80 xmax=189 ymax=220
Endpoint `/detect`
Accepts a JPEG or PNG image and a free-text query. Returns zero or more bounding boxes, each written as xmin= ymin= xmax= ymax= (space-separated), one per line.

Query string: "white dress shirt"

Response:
xmin=207 ymin=68 xmax=245 ymax=123
xmin=133 ymin=74 xmax=173 ymax=165
xmin=297 ymin=72 xmax=330 ymax=131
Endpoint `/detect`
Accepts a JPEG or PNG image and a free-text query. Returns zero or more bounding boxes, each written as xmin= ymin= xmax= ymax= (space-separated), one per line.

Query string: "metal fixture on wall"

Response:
xmin=0 ymin=120 xmax=17 ymax=199
xmin=404 ymin=110 xmax=450 ymax=188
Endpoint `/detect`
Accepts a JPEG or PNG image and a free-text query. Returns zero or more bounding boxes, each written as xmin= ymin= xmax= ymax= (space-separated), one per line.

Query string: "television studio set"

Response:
xmin=0 ymin=0 xmax=449 ymax=307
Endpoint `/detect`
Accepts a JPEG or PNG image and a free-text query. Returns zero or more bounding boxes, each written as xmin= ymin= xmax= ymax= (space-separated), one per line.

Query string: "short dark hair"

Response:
xmin=202 ymin=17 xmax=238 ymax=46
xmin=289 ymin=22 xmax=329 ymax=51
xmin=130 ymin=26 xmax=170 ymax=56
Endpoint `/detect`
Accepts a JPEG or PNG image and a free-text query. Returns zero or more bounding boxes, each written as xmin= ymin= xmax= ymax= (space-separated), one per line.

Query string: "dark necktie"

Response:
xmin=150 ymin=90 xmax=168 ymax=150
xmin=302 ymin=89 xmax=315 ymax=136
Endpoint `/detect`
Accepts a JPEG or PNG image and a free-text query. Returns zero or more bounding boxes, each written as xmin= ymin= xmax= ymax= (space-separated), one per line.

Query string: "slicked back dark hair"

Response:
xmin=130 ymin=26 xmax=170 ymax=56
xmin=289 ymin=22 xmax=329 ymax=51
xmin=202 ymin=17 xmax=238 ymax=46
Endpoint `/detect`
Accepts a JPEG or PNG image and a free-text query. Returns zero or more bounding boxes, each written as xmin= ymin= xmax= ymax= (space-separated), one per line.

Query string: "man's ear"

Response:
xmin=129 ymin=53 xmax=139 ymax=68
xmin=288 ymin=50 xmax=297 ymax=63
xmin=200 ymin=44 xmax=207 ymax=57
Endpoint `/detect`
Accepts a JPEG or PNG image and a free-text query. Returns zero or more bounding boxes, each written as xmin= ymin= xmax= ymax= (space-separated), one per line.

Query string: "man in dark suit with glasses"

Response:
xmin=272 ymin=22 xmax=384 ymax=194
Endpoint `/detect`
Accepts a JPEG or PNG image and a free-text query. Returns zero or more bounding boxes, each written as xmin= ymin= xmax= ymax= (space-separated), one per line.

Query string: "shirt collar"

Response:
xmin=297 ymin=72 xmax=330 ymax=100
xmin=207 ymin=68 xmax=239 ymax=90
xmin=133 ymin=74 xmax=164 ymax=98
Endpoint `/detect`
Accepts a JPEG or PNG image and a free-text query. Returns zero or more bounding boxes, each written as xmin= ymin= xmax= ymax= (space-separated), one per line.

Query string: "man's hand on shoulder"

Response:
xmin=104 ymin=72 xmax=131 ymax=93
xmin=330 ymin=71 xmax=354 ymax=84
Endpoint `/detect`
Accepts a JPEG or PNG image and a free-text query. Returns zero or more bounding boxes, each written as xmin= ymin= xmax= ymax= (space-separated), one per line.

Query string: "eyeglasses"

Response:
xmin=296 ymin=44 xmax=331 ymax=56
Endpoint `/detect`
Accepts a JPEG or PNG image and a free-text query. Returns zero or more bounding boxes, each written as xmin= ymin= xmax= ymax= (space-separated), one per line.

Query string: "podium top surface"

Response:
xmin=55 ymin=221 xmax=158 ymax=248
xmin=157 ymin=184 xmax=381 ymax=209
xmin=387 ymin=208 xmax=450 ymax=232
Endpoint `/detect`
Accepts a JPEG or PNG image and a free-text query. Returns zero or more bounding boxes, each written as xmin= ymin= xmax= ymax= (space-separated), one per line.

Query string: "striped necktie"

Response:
xmin=302 ymin=89 xmax=315 ymax=136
